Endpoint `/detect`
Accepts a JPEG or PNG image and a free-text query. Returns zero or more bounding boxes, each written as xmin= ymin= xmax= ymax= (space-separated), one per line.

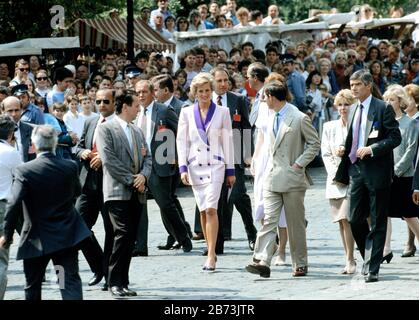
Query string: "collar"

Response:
xmin=115 ymin=115 xmax=129 ymax=130
xmin=100 ymin=113 xmax=116 ymax=122
xmin=164 ymin=96 xmax=174 ymax=106
xmin=37 ymin=151 xmax=55 ymax=158
xmin=276 ymin=103 xmax=290 ymax=117
xmin=143 ymin=100 xmax=154 ymax=114
xmin=359 ymin=94 xmax=372 ymax=108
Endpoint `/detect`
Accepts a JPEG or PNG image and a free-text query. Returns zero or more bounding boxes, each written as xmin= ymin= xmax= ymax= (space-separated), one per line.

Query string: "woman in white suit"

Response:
xmin=251 ymin=72 xmax=288 ymax=266
xmin=177 ymin=73 xmax=235 ymax=271
xmin=321 ymin=89 xmax=356 ymax=274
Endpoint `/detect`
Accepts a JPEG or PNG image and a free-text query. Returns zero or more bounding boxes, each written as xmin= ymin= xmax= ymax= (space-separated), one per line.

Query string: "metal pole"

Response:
xmin=127 ymin=0 xmax=134 ymax=61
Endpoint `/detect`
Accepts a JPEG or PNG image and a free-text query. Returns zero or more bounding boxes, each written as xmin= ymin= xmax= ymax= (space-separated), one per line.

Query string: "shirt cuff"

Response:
xmin=369 ymin=146 xmax=374 ymax=157
xmin=179 ymin=165 xmax=188 ymax=173
xmin=225 ymin=168 xmax=235 ymax=176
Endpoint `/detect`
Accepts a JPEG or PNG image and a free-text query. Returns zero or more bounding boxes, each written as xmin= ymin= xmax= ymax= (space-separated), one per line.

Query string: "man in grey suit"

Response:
xmin=245 ymin=81 xmax=320 ymax=278
xmin=0 ymin=125 xmax=91 ymax=300
xmin=96 ymin=90 xmax=152 ymax=298
xmin=75 ymin=89 xmax=116 ymax=289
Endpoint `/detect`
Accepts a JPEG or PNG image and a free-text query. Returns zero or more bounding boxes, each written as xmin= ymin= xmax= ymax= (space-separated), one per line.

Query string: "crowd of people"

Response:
xmin=0 ymin=0 xmax=419 ymax=300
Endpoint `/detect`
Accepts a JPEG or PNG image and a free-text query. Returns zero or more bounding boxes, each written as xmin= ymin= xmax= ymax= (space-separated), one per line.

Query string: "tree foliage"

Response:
xmin=0 ymin=0 xmax=416 ymax=44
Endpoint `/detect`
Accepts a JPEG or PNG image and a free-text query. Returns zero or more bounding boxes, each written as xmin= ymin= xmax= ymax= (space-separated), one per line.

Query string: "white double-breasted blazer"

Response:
xmin=177 ymin=102 xmax=235 ymax=186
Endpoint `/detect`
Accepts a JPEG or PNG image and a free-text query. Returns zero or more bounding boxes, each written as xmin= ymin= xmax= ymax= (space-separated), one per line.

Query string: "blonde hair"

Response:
xmin=383 ymin=84 xmax=411 ymax=110
xmin=404 ymin=84 xmax=419 ymax=105
xmin=190 ymin=72 xmax=215 ymax=98
xmin=334 ymin=89 xmax=356 ymax=106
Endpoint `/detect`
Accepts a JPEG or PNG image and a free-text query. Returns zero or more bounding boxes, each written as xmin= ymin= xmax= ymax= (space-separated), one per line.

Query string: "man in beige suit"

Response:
xmin=245 ymin=81 xmax=320 ymax=278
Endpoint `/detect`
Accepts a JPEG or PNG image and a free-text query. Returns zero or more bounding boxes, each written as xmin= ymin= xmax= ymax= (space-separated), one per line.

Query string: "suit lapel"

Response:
xmin=204 ymin=102 xmax=216 ymax=133
xmin=112 ymin=121 xmax=134 ymax=162
xmin=150 ymin=103 xmax=157 ymax=140
xmin=88 ymin=117 xmax=100 ymax=148
xmin=364 ymin=100 xmax=376 ymax=146
xmin=273 ymin=108 xmax=293 ymax=151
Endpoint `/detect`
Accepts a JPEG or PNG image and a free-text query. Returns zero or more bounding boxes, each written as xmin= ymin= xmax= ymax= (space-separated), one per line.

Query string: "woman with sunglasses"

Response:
xmin=176 ymin=16 xmax=189 ymax=31
xmin=34 ymin=70 xmax=51 ymax=99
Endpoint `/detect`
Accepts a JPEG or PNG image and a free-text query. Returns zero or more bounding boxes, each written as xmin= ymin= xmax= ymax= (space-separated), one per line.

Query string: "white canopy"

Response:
xmin=0 ymin=37 xmax=80 ymax=57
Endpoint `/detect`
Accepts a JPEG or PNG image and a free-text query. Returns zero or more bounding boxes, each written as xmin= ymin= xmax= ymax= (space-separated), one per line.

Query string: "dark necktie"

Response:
xmin=217 ymin=95 xmax=222 ymax=106
xmin=349 ymin=104 xmax=363 ymax=164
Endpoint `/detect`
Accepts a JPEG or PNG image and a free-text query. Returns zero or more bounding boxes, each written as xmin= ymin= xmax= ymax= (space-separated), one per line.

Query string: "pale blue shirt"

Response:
xmin=353 ymin=94 xmax=372 ymax=150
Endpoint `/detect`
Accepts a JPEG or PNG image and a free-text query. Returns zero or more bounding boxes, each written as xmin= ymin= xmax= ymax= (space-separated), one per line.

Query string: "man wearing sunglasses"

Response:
xmin=10 ymin=59 xmax=29 ymax=87
xmin=75 ymin=89 xmax=116 ymax=291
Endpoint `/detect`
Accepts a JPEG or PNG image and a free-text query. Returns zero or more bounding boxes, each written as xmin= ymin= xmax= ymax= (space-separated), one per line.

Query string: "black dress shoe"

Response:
xmin=172 ymin=242 xmax=182 ymax=249
xmin=245 ymin=263 xmax=270 ymax=278
xmin=192 ymin=232 xmax=204 ymax=240
xmin=157 ymin=235 xmax=176 ymax=250
xmin=132 ymin=249 xmax=148 ymax=257
xmin=88 ymin=272 xmax=104 ymax=286
xmin=248 ymin=240 xmax=255 ymax=251
xmin=182 ymin=237 xmax=193 ymax=252
xmin=364 ymin=273 xmax=378 ymax=283
xmin=122 ymin=287 xmax=137 ymax=296
xmin=110 ymin=286 xmax=126 ymax=297
xmin=101 ymin=283 xmax=109 ymax=291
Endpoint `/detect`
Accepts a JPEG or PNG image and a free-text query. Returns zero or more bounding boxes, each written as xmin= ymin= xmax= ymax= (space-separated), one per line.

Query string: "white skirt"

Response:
xmin=192 ymin=182 xmax=223 ymax=212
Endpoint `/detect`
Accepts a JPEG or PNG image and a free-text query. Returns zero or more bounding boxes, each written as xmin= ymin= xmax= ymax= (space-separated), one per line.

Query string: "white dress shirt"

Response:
xmin=14 ymin=122 xmax=23 ymax=161
xmin=137 ymin=101 xmax=154 ymax=150
xmin=0 ymin=140 xmax=22 ymax=201
xmin=212 ymin=92 xmax=227 ymax=106
xmin=115 ymin=116 xmax=133 ymax=150
xmin=353 ymin=94 xmax=372 ymax=149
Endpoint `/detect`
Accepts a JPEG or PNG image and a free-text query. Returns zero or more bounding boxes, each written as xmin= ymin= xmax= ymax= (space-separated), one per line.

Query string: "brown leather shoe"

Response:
xmin=245 ymin=263 xmax=271 ymax=278
xmin=292 ymin=266 xmax=308 ymax=277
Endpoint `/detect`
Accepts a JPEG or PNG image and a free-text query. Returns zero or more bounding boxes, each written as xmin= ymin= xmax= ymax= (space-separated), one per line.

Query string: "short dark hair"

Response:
xmin=153 ymin=74 xmax=174 ymax=93
xmin=264 ymin=81 xmax=289 ymax=102
xmin=115 ymin=90 xmax=136 ymax=114
xmin=135 ymin=50 xmax=150 ymax=62
xmin=0 ymin=114 xmax=15 ymax=140
xmin=54 ymin=67 xmax=74 ymax=83
xmin=248 ymin=62 xmax=269 ymax=82
xmin=241 ymin=42 xmax=254 ymax=50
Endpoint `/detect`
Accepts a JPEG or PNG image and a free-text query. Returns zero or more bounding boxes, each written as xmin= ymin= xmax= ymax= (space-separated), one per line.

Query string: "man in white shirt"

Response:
xmin=0 ymin=115 xmax=23 ymax=299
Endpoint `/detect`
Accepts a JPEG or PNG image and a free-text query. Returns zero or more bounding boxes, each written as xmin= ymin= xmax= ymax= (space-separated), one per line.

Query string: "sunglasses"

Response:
xmin=179 ymin=21 xmax=187 ymax=23
xmin=36 ymin=77 xmax=48 ymax=81
xmin=19 ymin=68 xmax=29 ymax=72
xmin=95 ymin=99 xmax=110 ymax=105
xmin=347 ymin=55 xmax=356 ymax=58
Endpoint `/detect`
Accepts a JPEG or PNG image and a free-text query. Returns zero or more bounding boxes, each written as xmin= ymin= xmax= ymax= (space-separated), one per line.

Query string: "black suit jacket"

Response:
xmin=3 ymin=153 xmax=91 ymax=260
xmin=75 ymin=115 xmax=102 ymax=191
xmin=150 ymin=102 xmax=179 ymax=177
xmin=19 ymin=121 xmax=34 ymax=162
xmin=334 ymin=96 xmax=401 ymax=188
xmin=413 ymin=164 xmax=419 ymax=190
xmin=226 ymin=91 xmax=251 ymax=168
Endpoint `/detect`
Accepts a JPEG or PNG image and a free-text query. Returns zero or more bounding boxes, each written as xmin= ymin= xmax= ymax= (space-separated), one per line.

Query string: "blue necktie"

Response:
xmin=273 ymin=112 xmax=280 ymax=137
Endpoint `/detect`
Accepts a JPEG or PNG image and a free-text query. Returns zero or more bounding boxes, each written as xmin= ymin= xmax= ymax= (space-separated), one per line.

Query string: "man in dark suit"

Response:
xmin=0 ymin=125 xmax=91 ymax=300
xmin=135 ymin=80 xmax=192 ymax=253
xmin=75 ymin=89 xmax=115 ymax=289
xmin=96 ymin=90 xmax=152 ymax=297
xmin=1 ymin=96 xmax=35 ymax=162
xmin=335 ymin=70 xmax=401 ymax=283
xmin=211 ymin=67 xmax=257 ymax=250
xmin=151 ymin=75 xmax=193 ymax=249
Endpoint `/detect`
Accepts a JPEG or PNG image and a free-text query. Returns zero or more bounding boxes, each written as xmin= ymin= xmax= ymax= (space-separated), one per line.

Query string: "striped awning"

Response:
xmin=63 ymin=17 xmax=175 ymax=52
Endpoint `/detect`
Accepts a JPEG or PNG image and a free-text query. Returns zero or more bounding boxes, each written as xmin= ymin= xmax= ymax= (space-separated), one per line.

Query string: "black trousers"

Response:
xmin=107 ymin=194 xmax=142 ymax=287
xmin=76 ymin=190 xmax=113 ymax=279
xmin=349 ymin=163 xmax=389 ymax=275
xmin=23 ymin=247 xmax=82 ymax=300
xmin=148 ymin=172 xmax=190 ymax=244
xmin=223 ymin=167 xmax=257 ymax=241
